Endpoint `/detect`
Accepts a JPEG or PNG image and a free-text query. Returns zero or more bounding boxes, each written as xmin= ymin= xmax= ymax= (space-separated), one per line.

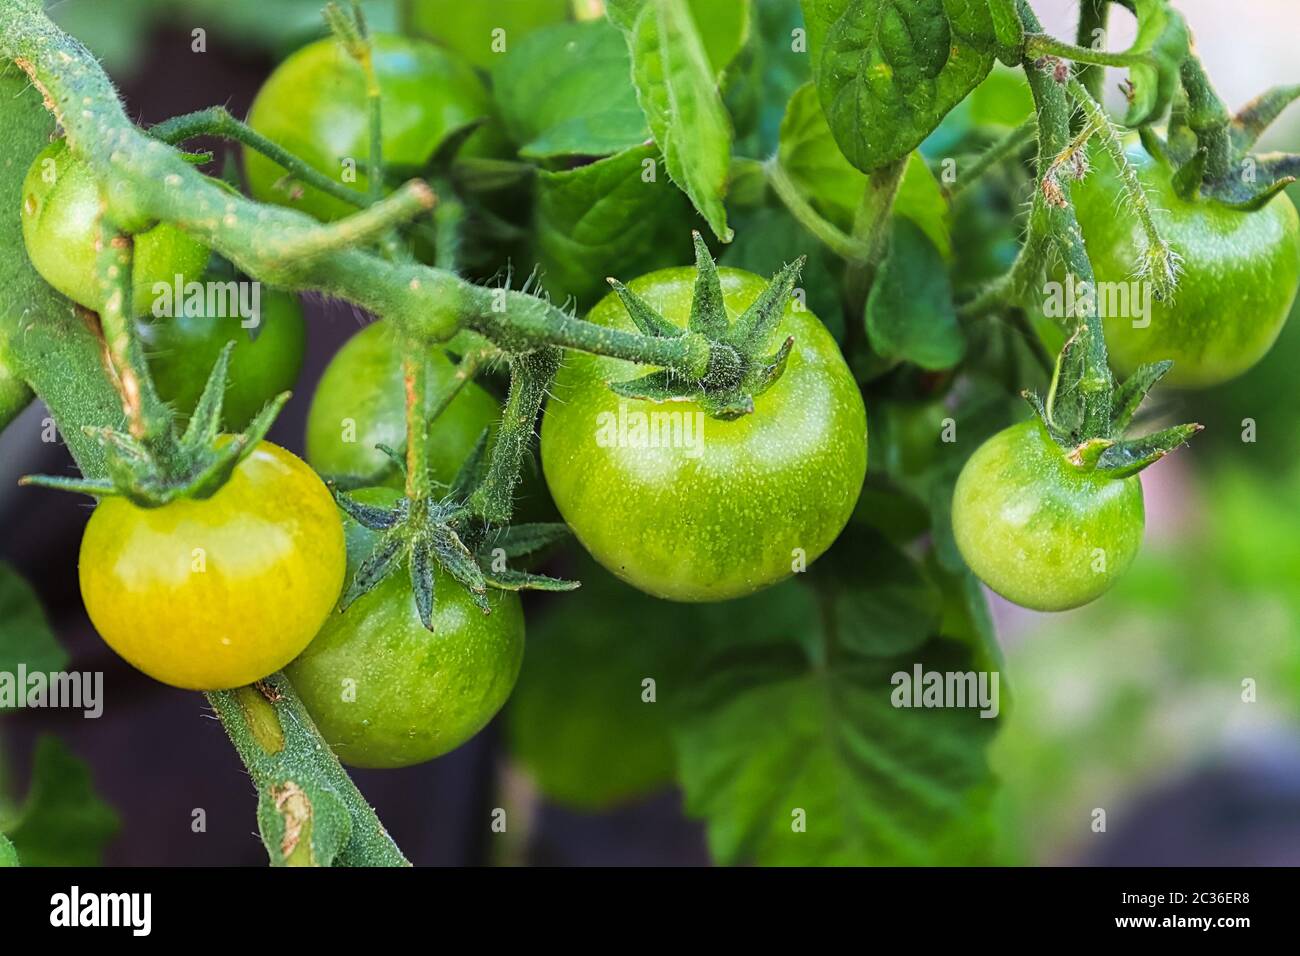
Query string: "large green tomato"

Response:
xmin=137 ymin=286 xmax=306 ymax=429
xmin=1073 ymin=143 xmax=1300 ymax=388
xmin=20 ymin=140 xmax=210 ymax=314
xmin=245 ymin=34 xmax=497 ymax=222
xmin=305 ymin=320 xmax=500 ymax=487
xmin=78 ymin=442 xmax=345 ymax=690
xmin=951 ymin=420 xmax=1144 ymax=612
xmin=287 ymin=487 xmax=525 ymax=769
xmin=540 ymin=267 xmax=868 ymax=602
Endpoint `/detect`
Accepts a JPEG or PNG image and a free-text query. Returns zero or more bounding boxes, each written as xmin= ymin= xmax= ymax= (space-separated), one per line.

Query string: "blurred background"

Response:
xmin=1 ymin=0 xmax=1299 ymax=865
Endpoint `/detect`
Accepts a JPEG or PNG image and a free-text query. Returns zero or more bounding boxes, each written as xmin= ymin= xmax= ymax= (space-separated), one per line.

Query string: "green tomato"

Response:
xmin=20 ymin=140 xmax=210 ymax=314
xmin=306 ymin=319 xmax=500 ymax=487
xmin=245 ymin=34 xmax=497 ymax=222
xmin=406 ymin=0 xmax=571 ymax=69
xmin=136 ymin=286 xmax=306 ymax=429
xmin=287 ymin=487 xmax=525 ymax=769
xmin=540 ymin=267 xmax=868 ymax=602
xmin=1073 ymin=142 xmax=1300 ymax=388
xmin=951 ymin=419 xmax=1145 ymax=612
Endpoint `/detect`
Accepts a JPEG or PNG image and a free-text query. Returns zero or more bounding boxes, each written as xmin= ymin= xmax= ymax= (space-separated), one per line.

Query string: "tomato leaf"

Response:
xmin=508 ymin=558 xmax=699 ymax=810
xmin=405 ymin=0 xmax=569 ymax=70
xmin=491 ymin=21 xmax=648 ymax=161
xmin=728 ymin=0 xmax=813 ymax=158
xmin=777 ymin=84 xmax=951 ymax=256
xmin=801 ymin=0 xmax=1001 ymax=172
xmin=674 ymin=630 xmax=999 ymax=865
xmin=616 ymin=0 xmax=735 ymax=242
xmin=987 ymin=0 xmax=1024 ymax=66
xmin=1124 ymin=0 xmax=1190 ymax=126
xmin=2 ymin=737 xmax=119 ymax=866
xmin=0 ymin=564 xmax=68 ymax=708
xmin=808 ymin=525 xmax=941 ymax=658
xmin=865 ymin=219 xmax=965 ymax=370
xmin=532 ymin=143 xmax=693 ymax=310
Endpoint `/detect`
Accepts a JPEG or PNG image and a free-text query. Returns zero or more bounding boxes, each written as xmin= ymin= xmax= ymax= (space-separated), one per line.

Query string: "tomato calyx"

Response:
xmin=21 ymin=343 xmax=290 ymax=506
xmin=1022 ymin=328 xmax=1202 ymax=480
xmin=1147 ymin=73 xmax=1300 ymax=211
xmin=332 ymin=434 xmax=576 ymax=629
xmin=605 ymin=232 xmax=801 ymax=421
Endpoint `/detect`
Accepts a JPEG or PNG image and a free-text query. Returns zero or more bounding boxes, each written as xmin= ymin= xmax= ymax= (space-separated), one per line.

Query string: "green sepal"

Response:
xmin=743 ymin=336 xmax=795 ymax=396
xmin=481 ymin=569 xmax=581 ymax=592
xmin=726 ymin=255 xmax=804 ymax=348
xmin=1230 ymin=84 xmax=1300 ymax=154
xmin=340 ymin=528 xmax=405 ymax=611
xmin=373 ymin=443 xmax=407 ymax=478
xmin=1044 ymin=328 xmax=1087 ymax=439
xmin=410 ymin=534 xmax=436 ymax=630
xmin=432 ymin=524 xmax=490 ymax=614
xmin=479 ymin=523 xmax=573 ymax=559
xmin=609 ymin=370 xmax=696 ymax=403
xmin=1171 ymin=147 xmax=1208 ymax=201
xmin=1110 ymin=360 xmax=1172 ymax=432
xmin=1209 ymin=175 xmax=1296 ymax=213
xmin=607 ymin=279 xmax=682 ymax=339
xmin=179 ymin=340 xmax=235 ymax=452
xmin=1065 ymin=436 xmax=1115 ymax=469
xmin=1094 ymin=423 xmax=1203 ymax=478
xmin=688 ymin=231 xmax=728 ymax=340
xmin=332 ymin=487 xmax=408 ymax=531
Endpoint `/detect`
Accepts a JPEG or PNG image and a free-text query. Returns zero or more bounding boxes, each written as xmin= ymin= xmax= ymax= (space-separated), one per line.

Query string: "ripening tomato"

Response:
xmin=78 ymin=442 xmax=345 ymax=690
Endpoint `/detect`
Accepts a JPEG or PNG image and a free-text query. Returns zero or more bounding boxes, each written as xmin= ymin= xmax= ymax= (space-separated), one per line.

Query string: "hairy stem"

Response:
xmin=764 ymin=158 xmax=871 ymax=261
xmin=1024 ymin=33 xmax=1154 ymax=71
xmin=1179 ymin=50 xmax=1233 ymax=182
xmin=946 ymin=116 xmax=1037 ymax=199
xmin=403 ymin=340 xmax=430 ymax=502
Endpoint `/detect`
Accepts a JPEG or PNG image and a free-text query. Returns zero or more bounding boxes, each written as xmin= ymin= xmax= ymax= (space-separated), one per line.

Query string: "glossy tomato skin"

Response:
xmin=1074 ymin=143 xmax=1300 ymax=388
xmin=137 ymin=287 xmax=306 ymax=429
xmin=79 ymin=442 xmax=345 ymax=690
xmin=21 ymin=140 xmax=210 ymax=314
xmin=305 ymin=320 xmax=500 ymax=487
xmin=952 ymin=420 xmax=1144 ymax=612
xmin=541 ymin=267 xmax=868 ymax=602
xmin=286 ymin=488 xmax=525 ymax=769
xmin=245 ymin=34 xmax=498 ymax=222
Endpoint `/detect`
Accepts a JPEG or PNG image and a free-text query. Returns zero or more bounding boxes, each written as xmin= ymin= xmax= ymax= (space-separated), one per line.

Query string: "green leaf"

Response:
xmin=987 ymin=0 xmax=1024 ymax=66
xmin=1125 ymin=0 xmax=1190 ymax=126
xmin=491 ymin=21 xmax=648 ymax=160
xmin=406 ymin=0 xmax=571 ymax=70
xmin=777 ymin=84 xmax=951 ymax=256
xmin=728 ymin=0 xmax=813 ymax=158
xmin=622 ymin=0 xmax=735 ymax=241
xmin=810 ymin=526 xmax=941 ymax=658
xmin=801 ymin=0 xmax=1000 ymax=172
xmin=610 ymin=0 xmax=752 ymax=76
xmin=3 ymin=737 xmax=119 ymax=866
xmin=508 ymin=559 xmax=699 ymax=809
xmin=865 ymin=219 xmax=964 ymax=370
xmin=675 ymin=633 xmax=999 ymax=865
xmin=532 ymin=143 xmax=692 ymax=310
xmin=0 ymin=564 xmax=68 ymax=711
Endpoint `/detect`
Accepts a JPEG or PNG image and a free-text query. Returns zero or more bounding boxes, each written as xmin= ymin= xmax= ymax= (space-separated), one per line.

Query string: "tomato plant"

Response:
xmin=541 ymin=265 xmax=867 ymax=602
xmin=138 ymin=285 xmax=306 ymax=429
xmin=78 ymin=441 xmax=345 ymax=691
xmin=21 ymin=139 xmax=210 ymax=314
xmin=287 ymin=488 xmax=524 ymax=769
xmin=2 ymin=0 xmax=1298 ymax=874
